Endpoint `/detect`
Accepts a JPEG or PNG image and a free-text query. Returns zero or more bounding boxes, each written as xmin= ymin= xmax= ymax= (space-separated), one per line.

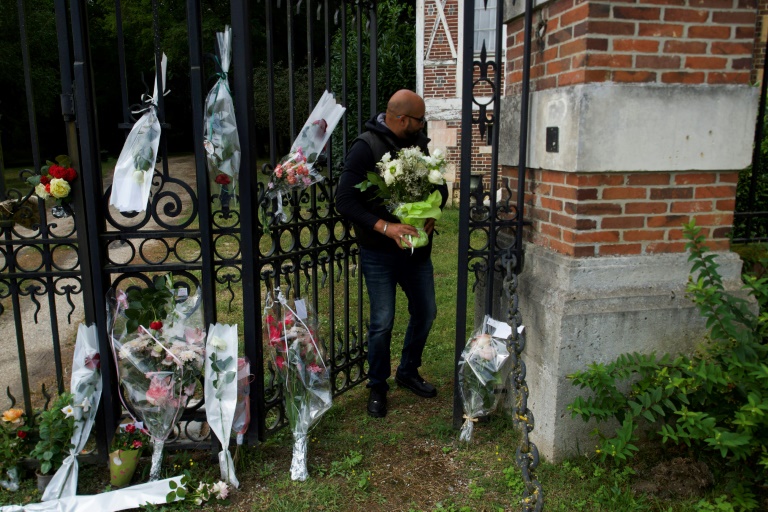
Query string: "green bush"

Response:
xmin=29 ymin=393 xmax=75 ymax=475
xmin=567 ymin=220 xmax=768 ymax=505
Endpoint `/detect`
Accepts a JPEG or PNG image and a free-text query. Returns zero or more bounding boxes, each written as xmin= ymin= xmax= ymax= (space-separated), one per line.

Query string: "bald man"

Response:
xmin=336 ymin=90 xmax=449 ymax=418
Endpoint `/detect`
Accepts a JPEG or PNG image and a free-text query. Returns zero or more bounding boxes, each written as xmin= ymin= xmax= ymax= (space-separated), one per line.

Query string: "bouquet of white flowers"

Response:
xmin=356 ymin=146 xmax=447 ymax=249
xmin=458 ymin=316 xmax=512 ymax=442
xmin=110 ymin=54 xmax=167 ymax=213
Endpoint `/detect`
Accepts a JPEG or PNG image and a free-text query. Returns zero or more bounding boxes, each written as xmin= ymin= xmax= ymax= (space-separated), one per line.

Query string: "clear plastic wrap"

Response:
xmin=266 ymin=90 xmax=345 ymax=222
xmin=107 ymin=275 xmax=206 ymax=480
xmin=458 ymin=316 xmax=512 ymax=442
xmin=109 ymin=54 xmax=167 ymax=213
xmin=204 ymin=26 xmax=240 ymax=208
xmin=231 ymin=357 xmax=252 ymax=457
xmin=264 ymin=290 xmax=332 ymax=481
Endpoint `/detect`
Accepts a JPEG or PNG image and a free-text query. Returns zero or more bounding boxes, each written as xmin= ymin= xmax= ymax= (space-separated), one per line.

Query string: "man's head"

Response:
xmin=384 ymin=89 xmax=426 ymax=140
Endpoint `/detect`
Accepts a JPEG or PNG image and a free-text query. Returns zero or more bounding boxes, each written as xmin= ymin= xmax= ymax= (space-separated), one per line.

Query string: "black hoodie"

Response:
xmin=336 ymin=113 xmax=449 ymax=260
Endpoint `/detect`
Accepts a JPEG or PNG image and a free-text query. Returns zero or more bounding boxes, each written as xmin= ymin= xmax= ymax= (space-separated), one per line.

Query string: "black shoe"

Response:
xmin=395 ymin=371 xmax=437 ymax=398
xmin=367 ymin=388 xmax=387 ymax=418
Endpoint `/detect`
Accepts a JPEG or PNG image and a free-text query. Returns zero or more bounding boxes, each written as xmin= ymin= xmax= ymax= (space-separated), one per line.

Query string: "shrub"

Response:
xmin=567 ymin=220 xmax=768 ymax=503
xmin=29 ymin=394 xmax=75 ymax=475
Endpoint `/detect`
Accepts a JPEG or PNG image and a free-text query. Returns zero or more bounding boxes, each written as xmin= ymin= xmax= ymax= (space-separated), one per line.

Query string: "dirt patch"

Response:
xmin=632 ymin=457 xmax=714 ymax=500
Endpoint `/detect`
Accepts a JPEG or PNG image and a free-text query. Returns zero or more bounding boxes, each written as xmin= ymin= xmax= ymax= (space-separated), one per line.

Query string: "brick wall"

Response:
xmin=507 ymin=168 xmax=737 ymax=256
xmin=506 ymin=0 xmax=758 ymax=93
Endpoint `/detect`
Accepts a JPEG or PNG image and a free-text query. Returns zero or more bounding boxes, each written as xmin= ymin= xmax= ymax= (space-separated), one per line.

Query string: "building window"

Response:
xmin=474 ymin=0 xmax=497 ymax=54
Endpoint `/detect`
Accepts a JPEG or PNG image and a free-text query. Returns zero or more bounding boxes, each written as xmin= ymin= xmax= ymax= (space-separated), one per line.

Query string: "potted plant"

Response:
xmin=0 ymin=408 xmax=31 ymax=491
xmin=109 ymin=421 xmax=149 ymax=488
xmin=29 ymin=393 xmax=75 ymax=492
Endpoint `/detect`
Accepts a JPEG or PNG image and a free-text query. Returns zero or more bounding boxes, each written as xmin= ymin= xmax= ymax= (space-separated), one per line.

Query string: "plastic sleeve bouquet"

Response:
xmin=356 ymin=146 xmax=447 ymax=250
xmin=109 ymin=54 xmax=167 ymax=213
xmin=107 ymin=274 xmax=206 ymax=481
xmin=458 ymin=316 xmax=512 ymax=442
xmin=264 ymin=291 xmax=332 ymax=481
xmin=204 ymin=26 xmax=240 ymax=208
xmin=26 ymin=155 xmax=78 ymax=218
xmin=42 ymin=324 xmax=103 ymax=501
xmin=231 ymin=357 xmax=252 ymax=461
xmin=203 ymin=323 xmax=239 ymax=487
xmin=265 ymin=90 xmax=345 ymax=224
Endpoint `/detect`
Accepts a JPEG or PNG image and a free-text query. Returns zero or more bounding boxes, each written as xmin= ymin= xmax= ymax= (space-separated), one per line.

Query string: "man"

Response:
xmin=336 ymin=89 xmax=449 ymax=418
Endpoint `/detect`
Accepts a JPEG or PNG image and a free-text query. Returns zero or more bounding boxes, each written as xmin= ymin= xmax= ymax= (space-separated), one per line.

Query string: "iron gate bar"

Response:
xmin=288 ymin=0 xmax=297 ymax=141
xmin=307 ymin=0 xmax=315 ymax=108
xmin=340 ymin=0 xmax=349 ymax=155
xmin=369 ymin=0 xmax=377 ymax=115
xmin=745 ymin=36 xmax=768 ymax=241
xmin=356 ymin=0 xmax=364 ymax=134
xmin=69 ymin=0 xmax=119 ymax=457
xmin=184 ymin=0 xmax=216 ymax=327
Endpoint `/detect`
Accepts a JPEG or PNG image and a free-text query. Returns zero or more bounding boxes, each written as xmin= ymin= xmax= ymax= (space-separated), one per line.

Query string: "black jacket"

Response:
xmin=336 ymin=114 xmax=449 ymax=260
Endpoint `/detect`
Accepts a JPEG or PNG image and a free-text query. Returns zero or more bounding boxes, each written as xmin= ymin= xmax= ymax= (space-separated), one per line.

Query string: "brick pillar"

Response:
xmin=500 ymin=0 xmax=759 ymax=461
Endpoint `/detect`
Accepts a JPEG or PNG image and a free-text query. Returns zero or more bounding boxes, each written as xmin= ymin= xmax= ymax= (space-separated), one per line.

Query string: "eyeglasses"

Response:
xmin=397 ymin=113 xmax=426 ymax=125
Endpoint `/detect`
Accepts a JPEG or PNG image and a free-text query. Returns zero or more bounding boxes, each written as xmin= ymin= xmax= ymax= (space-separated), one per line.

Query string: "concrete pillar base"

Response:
xmin=512 ymin=244 xmax=745 ymax=461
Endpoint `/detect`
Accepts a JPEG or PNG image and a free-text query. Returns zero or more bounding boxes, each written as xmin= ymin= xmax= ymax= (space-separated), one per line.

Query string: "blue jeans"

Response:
xmin=360 ymin=247 xmax=437 ymax=391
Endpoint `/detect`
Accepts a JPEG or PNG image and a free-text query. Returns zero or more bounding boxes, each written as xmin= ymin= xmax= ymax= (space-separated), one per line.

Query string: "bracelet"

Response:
xmin=382 ymin=222 xmax=389 ymax=234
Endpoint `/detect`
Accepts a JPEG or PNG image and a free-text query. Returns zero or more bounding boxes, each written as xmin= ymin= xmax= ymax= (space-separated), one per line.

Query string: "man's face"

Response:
xmin=402 ymin=111 xmax=426 ymax=139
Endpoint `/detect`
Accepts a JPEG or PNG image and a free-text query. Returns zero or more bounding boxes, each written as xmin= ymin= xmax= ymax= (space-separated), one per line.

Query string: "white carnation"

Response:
xmin=133 ymin=170 xmax=145 ymax=184
xmin=383 ymin=168 xmax=395 ymax=186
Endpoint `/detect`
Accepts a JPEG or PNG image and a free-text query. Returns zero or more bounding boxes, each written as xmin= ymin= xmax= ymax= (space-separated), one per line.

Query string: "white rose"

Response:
xmin=132 ymin=170 xmax=145 ymax=184
xmin=210 ymin=336 xmax=227 ymax=351
xmin=380 ymin=153 xmax=391 ymax=163
xmin=383 ymin=169 xmax=395 ymax=186
xmin=35 ymin=183 xmax=50 ymax=199
xmin=393 ymin=161 xmax=404 ymax=177
xmin=428 ymin=169 xmax=444 ymax=185
xmin=432 ymin=148 xmax=443 ymax=159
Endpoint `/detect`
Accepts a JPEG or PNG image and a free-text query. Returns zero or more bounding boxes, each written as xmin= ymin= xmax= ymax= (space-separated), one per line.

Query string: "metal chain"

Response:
xmin=501 ymin=250 xmax=543 ymax=511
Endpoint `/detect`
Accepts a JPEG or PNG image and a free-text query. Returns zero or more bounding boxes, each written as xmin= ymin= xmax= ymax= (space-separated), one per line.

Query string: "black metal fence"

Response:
xmin=1 ymin=0 xmax=376 ymax=457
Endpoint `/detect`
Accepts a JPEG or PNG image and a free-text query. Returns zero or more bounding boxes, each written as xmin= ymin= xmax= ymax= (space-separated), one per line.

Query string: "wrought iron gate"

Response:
xmin=1 ymin=0 xmax=377 ymax=457
xmin=454 ymin=0 xmax=542 ymax=510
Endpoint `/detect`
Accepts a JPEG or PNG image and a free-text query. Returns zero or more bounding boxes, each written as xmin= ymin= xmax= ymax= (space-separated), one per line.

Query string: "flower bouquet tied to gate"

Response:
xmin=264 ymin=291 xmax=332 ymax=481
xmin=204 ymin=26 xmax=240 ymax=207
xmin=356 ymin=146 xmax=447 ymax=249
xmin=458 ymin=316 xmax=512 ymax=442
xmin=108 ymin=274 xmax=206 ymax=481
xmin=27 ymin=155 xmax=78 ymax=218
xmin=110 ymin=54 xmax=168 ymax=213
xmin=265 ymin=90 xmax=345 ymax=223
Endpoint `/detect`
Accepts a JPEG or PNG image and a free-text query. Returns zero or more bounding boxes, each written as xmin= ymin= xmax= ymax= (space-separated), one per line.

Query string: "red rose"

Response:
xmin=40 ymin=175 xmax=50 ymax=185
xmin=125 ymin=423 xmax=136 ymax=433
xmin=150 ymin=321 xmax=163 ymax=330
xmin=215 ymin=173 xmax=231 ymax=185
xmin=62 ymin=167 xmax=77 ymax=182
xmin=17 ymin=430 xmax=27 ymax=439
xmin=132 ymin=440 xmax=142 ymax=449
xmin=85 ymin=353 xmax=100 ymax=370
xmin=45 ymin=183 xmax=51 ymax=193
xmin=48 ymin=165 xmax=64 ymax=179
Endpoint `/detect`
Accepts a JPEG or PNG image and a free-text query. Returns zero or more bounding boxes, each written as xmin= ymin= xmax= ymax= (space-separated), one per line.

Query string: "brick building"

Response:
xmin=417 ymin=1 xmax=765 ymax=460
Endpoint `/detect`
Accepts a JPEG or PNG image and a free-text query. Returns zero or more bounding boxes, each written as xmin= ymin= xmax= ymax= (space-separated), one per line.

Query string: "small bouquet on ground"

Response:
xmin=165 ymin=471 xmax=230 ymax=507
xmin=107 ymin=274 xmax=206 ymax=481
xmin=42 ymin=324 xmax=103 ymax=501
xmin=109 ymin=421 xmax=149 ymax=488
xmin=231 ymin=357 xmax=252 ymax=464
xmin=0 ymin=408 xmax=30 ymax=491
xmin=264 ymin=290 xmax=332 ymax=481
xmin=204 ymin=26 xmax=240 ymax=208
xmin=356 ymin=146 xmax=447 ymax=249
xmin=265 ymin=90 xmax=345 ymax=223
xmin=458 ymin=316 xmax=512 ymax=442
xmin=110 ymin=54 xmax=167 ymax=213
xmin=204 ymin=323 xmax=239 ymax=487
xmin=26 ymin=155 xmax=78 ymax=218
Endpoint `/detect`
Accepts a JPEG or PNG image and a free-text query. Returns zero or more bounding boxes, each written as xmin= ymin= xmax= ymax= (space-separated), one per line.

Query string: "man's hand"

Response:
xmin=375 ymin=219 xmax=419 ymax=249
xmin=424 ymin=218 xmax=436 ymax=235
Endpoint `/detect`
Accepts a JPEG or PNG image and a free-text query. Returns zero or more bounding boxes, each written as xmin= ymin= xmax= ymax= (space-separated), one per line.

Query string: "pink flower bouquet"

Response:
xmin=264 ymin=291 xmax=332 ymax=481
xmin=107 ymin=275 xmax=206 ymax=480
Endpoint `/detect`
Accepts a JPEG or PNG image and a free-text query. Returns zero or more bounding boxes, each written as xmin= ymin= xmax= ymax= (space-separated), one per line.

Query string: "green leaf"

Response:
xmin=166 ymin=491 xmax=176 ymax=503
